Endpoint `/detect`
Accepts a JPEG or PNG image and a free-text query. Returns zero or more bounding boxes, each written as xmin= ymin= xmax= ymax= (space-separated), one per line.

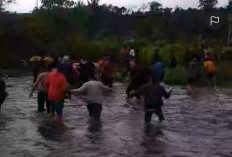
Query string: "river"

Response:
xmin=0 ymin=72 xmax=232 ymax=157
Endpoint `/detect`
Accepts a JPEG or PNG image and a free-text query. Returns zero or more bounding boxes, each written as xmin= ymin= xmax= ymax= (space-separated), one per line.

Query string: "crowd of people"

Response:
xmin=187 ymin=52 xmax=216 ymax=91
xmin=27 ymin=49 xmax=175 ymax=125
xmin=0 ymin=46 xmax=216 ymax=125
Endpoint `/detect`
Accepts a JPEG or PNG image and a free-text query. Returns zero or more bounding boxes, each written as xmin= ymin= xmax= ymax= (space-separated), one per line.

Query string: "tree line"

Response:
xmin=0 ymin=0 xmax=231 ymax=68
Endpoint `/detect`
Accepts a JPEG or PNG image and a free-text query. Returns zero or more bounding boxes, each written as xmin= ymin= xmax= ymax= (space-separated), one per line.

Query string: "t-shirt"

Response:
xmin=34 ymin=72 xmax=48 ymax=92
xmin=134 ymin=83 xmax=171 ymax=109
xmin=130 ymin=49 xmax=135 ymax=57
xmin=204 ymin=61 xmax=215 ymax=74
xmin=129 ymin=49 xmax=135 ymax=61
xmin=47 ymin=71 xmax=67 ymax=102
xmin=152 ymin=62 xmax=165 ymax=82
xmin=101 ymin=60 xmax=114 ymax=79
xmin=72 ymin=80 xmax=112 ymax=104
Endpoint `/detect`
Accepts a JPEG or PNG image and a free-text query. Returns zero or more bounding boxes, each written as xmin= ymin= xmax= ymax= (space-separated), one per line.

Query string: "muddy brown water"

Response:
xmin=0 ymin=72 xmax=232 ymax=157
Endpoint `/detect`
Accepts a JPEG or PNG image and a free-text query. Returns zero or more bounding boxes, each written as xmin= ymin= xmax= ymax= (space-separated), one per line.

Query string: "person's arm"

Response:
xmin=30 ymin=74 xmax=42 ymax=97
xmin=100 ymin=82 xmax=113 ymax=92
xmin=128 ymin=84 xmax=148 ymax=98
xmin=71 ymin=83 xmax=87 ymax=94
xmin=162 ymin=86 xmax=173 ymax=99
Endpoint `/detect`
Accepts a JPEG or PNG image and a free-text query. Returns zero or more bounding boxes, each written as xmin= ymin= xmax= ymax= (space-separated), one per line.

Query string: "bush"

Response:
xmin=222 ymin=47 xmax=232 ymax=61
xmin=113 ymin=72 xmax=125 ymax=82
xmin=159 ymin=43 xmax=186 ymax=65
xmin=164 ymin=66 xmax=188 ymax=85
xmin=137 ymin=46 xmax=155 ymax=66
xmin=216 ymin=61 xmax=232 ymax=87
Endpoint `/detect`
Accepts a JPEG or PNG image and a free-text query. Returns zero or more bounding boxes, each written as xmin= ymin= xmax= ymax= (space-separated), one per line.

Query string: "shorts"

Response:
xmin=50 ymin=101 xmax=64 ymax=116
xmin=145 ymin=108 xmax=164 ymax=123
xmin=87 ymin=103 xmax=102 ymax=119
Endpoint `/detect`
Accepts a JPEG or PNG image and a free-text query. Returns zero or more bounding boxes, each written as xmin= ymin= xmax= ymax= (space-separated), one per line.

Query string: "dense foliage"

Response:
xmin=0 ymin=0 xmax=231 ymax=70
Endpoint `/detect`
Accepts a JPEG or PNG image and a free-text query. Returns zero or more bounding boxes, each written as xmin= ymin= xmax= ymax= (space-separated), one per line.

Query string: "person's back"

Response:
xmin=129 ymin=49 xmax=136 ymax=61
xmin=47 ymin=71 xmax=67 ymax=102
xmin=140 ymin=83 xmax=170 ymax=109
xmin=35 ymin=72 xmax=48 ymax=92
xmin=204 ymin=60 xmax=215 ymax=86
xmin=72 ymin=79 xmax=112 ymax=119
xmin=188 ymin=59 xmax=198 ymax=79
xmin=59 ymin=62 xmax=80 ymax=85
xmin=47 ymin=69 xmax=67 ymax=123
xmin=73 ymin=80 xmax=112 ymax=104
xmin=30 ymin=71 xmax=49 ymax=113
xmin=152 ymin=62 xmax=165 ymax=83
xmin=204 ymin=60 xmax=215 ymax=74
xmin=102 ymin=60 xmax=114 ymax=78
xmin=101 ymin=59 xmax=114 ymax=87
xmin=129 ymin=82 xmax=172 ymax=123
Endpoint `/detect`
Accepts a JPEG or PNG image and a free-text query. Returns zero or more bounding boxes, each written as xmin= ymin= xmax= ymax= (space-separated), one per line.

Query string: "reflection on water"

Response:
xmin=0 ymin=71 xmax=232 ymax=156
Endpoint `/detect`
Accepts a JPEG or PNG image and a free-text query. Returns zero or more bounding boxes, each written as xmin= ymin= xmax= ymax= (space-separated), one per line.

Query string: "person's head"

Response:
xmin=63 ymin=55 xmax=70 ymax=63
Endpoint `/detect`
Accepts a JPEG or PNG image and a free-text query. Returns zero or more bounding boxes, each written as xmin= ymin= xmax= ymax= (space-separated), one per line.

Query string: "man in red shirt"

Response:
xmin=47 ymin=66 xmax=67 ymax=123
xmin=99 ymin=57 xmax=114 ymax=88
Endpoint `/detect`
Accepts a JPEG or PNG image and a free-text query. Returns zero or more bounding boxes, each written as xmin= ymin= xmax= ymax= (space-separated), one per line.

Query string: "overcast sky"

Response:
xmin=5 ymin=0 xmax=229 ymax=13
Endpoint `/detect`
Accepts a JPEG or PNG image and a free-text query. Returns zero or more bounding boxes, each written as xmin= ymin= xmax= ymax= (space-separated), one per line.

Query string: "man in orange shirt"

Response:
xmin=47 ymin=65 xmax=67 ymax=123
xmin=204 ymin=58 xmax=216 ymax=86
xmin=98 ymin=56 xmax=114 ymax=88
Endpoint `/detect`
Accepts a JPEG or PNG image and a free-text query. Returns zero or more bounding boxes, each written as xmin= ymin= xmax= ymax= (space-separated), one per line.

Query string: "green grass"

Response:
xmin=164 ymin=66 xmax=188 ymax=85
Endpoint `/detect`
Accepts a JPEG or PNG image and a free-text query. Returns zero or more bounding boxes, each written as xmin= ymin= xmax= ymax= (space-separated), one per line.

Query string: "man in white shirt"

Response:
xmin=72 ymin=75 xmax=112 ymax=120
xmin=129 ymin=48 xmax=136 ymax=61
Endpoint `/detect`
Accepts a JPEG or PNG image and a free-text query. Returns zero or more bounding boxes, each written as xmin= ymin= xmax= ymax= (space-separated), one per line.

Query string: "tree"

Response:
xmin=41 ymin=0 xmax=75 ymax=9
xmin=87 ymin=0 xmax=100 ymax=12
xmin=199 ymin=0 xmax=218 ymax=10
xmin=149 ymin=1 xmax=162 ymax=12
xmin=227 ymin=0 xmax=232 ymax=9
xmin=0 ymin=0 xmax=14 ymax=11
xmin=174 ymin=6 xmax=183 ymax=13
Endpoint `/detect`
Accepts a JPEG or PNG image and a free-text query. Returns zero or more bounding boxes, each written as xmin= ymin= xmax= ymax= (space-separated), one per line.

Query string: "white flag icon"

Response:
xmin=210 ymin=16 xmax=220 ymax=26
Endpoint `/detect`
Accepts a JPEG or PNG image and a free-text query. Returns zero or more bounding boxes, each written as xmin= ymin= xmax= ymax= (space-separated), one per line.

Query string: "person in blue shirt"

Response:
xmin=152 ymin=54 xmax=165 ymax=83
